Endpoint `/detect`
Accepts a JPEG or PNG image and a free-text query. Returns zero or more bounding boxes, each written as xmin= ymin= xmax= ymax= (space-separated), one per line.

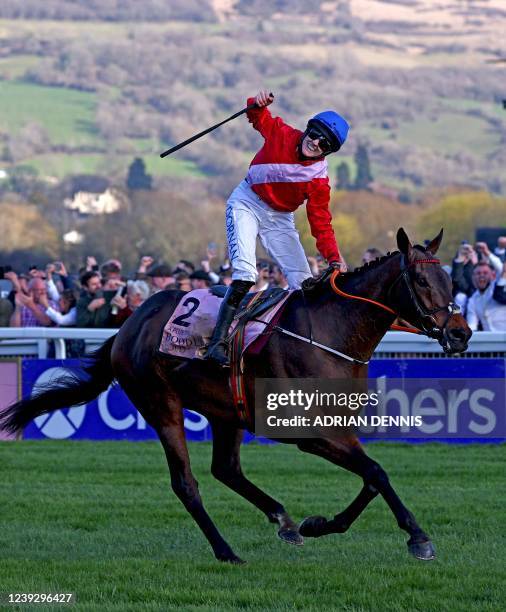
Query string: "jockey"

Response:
xmin=205 ymin=90 xmax=350 ymax=366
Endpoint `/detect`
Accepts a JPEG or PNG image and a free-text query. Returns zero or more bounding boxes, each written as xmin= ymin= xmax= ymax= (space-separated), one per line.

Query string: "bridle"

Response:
xmin=271 ymin=254 xmax=461 ymax=366
xmin=330 ymin=254 xmax=460 ymax=341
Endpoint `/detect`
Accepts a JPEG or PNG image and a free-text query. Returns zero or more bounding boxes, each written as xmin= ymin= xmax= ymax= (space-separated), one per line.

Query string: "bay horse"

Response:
xmin=1 ymin=228 xmax=471 ymax=563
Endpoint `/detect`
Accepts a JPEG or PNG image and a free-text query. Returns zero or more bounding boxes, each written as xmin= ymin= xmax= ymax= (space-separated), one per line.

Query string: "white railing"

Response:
xmin=0 ymin=328 xmax=117 ymax=358
xmin=0 ymin=328 xmax=505 ymax=360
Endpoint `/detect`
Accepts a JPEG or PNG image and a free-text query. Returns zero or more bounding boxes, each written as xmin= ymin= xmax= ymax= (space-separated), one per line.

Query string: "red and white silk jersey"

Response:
xmin=245 ymin=98 xmax=341 ymax=263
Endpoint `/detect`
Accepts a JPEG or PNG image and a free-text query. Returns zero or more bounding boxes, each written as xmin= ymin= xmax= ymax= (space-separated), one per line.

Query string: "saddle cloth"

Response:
xmin=159 ymin=287 xmax=291 ymax=359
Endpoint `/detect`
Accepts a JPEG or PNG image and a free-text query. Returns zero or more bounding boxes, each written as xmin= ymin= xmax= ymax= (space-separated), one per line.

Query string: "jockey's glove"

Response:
xmin=302 ymin=265 xmax=337 ymax=292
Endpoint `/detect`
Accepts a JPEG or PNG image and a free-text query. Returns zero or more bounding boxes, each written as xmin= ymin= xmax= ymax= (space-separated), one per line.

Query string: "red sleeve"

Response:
xmin=306 ymin=179 xmax=341 ymax=263
xmin=246 ymin=97 xmax=289 ymax=140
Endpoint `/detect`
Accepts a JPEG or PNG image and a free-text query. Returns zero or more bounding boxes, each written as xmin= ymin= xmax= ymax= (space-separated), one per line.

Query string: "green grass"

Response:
xmin=0 ymin=54 xmax=41 ymax=79
xmin=395 ymin=112 xmax=501 ymax=156
xmin=0 ymin=441 xmax=504 ymax=610
xmin=22 ymin=153 xmax=205 ymax=180
xmin=0 ymin=81 xmax=98 ymax=147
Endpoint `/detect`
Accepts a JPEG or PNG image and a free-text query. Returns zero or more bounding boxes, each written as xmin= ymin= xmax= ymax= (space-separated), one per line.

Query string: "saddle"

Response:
xmin=224 ymin=286 xmax=288 ymax=339
xmin=159 ymin=286 xmax=291 ymax=361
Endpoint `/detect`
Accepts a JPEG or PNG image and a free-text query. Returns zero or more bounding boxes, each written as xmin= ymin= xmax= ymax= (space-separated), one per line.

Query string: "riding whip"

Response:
xmin=160 ymin=94 xmax=274 ymax=158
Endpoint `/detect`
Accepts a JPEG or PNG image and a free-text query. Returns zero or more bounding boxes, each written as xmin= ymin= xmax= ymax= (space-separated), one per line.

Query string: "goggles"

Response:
xmin=306 ymin=128 xmax=334 ymax=154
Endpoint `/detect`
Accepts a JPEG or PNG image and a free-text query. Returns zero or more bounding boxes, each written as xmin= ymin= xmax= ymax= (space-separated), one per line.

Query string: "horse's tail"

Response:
xmin=0 ymin=335 xmax=116 ymax=435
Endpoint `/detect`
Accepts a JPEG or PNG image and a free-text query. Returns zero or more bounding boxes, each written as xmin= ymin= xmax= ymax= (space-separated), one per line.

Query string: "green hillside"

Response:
xmin=0 ymin=1 xmax=504 ymax=193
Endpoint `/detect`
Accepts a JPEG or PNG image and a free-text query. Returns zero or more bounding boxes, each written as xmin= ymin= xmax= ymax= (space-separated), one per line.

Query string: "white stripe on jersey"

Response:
xmin=247 ymin=161 xmax=328 ymax=185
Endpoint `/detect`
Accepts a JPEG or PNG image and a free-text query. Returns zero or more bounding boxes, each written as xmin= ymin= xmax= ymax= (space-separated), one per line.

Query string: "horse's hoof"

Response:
xmin=218 ymin=554 xmax=246 ymax=565
xmin=299 ymin=515 xmax=328 ymax=538
xmin=278 ymin=527 xmax=304 ymax=546
xmin=407 ymin=538 xmax=436 ymax=561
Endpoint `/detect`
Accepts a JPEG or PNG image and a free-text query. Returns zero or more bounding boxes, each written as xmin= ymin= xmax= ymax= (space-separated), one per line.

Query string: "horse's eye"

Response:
xmin=415 ymin=276 xmax=429 ymax=288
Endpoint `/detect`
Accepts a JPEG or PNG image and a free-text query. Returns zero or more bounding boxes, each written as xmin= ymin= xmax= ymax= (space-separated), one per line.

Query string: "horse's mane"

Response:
xmin=337 ymin=244 xmax=428 ymax=281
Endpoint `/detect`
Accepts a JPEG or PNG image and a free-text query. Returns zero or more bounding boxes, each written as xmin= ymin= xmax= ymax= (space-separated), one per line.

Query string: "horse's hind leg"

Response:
xmin=156 ymin=408 xmax=244 ymax=563
xmin=297 ymin=437 xmax=435 ymax=561
xmin=210 ymin=422 xmax=303 ymax=546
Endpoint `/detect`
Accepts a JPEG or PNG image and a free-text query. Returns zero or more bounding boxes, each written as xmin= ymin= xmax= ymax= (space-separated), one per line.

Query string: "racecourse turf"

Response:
xmin=0 ymin=441 xmax=504 ymax=611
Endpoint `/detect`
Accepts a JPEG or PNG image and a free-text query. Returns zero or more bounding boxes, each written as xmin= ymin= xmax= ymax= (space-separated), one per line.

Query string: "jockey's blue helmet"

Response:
xmin=307 ymin=111 xmax=350 ymax=152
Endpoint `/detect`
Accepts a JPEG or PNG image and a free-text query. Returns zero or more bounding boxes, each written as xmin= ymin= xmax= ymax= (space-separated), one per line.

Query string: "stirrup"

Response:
xmin=204 ymin=341 xmax=230 ymax=367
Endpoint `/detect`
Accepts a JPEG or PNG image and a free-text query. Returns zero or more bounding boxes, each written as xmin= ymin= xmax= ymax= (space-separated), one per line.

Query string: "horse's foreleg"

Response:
xmin=300 ymin=483 xmax=379 ymax=537
xmin=157 ymin=414 xmax=243 ymax=563
xmin=362 ymin=459 xmax=435 ymax=560
xmin=297 ymin=437 xmax=435 ymax=560
xmin=210 ymin=422 xmax=303 ymax=546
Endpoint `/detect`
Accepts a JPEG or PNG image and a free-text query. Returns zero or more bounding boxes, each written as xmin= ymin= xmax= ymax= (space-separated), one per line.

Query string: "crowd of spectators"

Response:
xmin=359 ymin=236 xmax=506 ymax=332
xmin=1 ymin=235 xmax=505 ymax=334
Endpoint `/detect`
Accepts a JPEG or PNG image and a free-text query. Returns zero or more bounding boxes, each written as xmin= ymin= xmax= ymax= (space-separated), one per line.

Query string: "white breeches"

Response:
xmin=225 ymin=180 xmax=312 ymax=289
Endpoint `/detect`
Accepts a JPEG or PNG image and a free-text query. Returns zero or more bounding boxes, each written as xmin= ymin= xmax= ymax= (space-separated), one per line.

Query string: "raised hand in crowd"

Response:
xmin=474 ymin=242 xmax=490 ymax=262
xmin=455 ymin=243 xmax=477 ymax=265
xmin=86 ymin=256 xmax=98 ymax=272
xmin=15 ymin=291 xmax=31 ymax=308
xmin=54 ymin=261 xmax=68 ymax=276
xmin=496 ymin=236 xmax=506 ymax=260
xmin=138 ymin=255 xmax=154 ymax=274
xmin=45 ymin=263 xmax=56 ymax=279
xmin=4 ymin=270 xmax=23 ymax=293
xmin=110 ymin=294 xmax=127 ymax=311
xmin=28 ymin=266 xmax=45 ymax=279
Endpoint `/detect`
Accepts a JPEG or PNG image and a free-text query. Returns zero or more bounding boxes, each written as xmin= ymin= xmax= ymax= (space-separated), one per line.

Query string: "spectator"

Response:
xmin=136 ymin=255 xmax=155 ymax=279
xmin=252 ymin=260 xmax=271 ymax=292
xmin=494 ymin=236 xmax=506 ymax=263
xmin=147 ymin=264 xmax=175 ymax=293
xmin=362 ymin=247 xmax=383 ymax=265
xmin=175 ymin=272 xmax=192 ymax=292
xmin=103 ymin=258 xmax=122 ymax=272
xmin=189 ymin=270 xmax=212 ymax=290
xmin=270 ymin=264 xmax=289 ymax=290
xmin=474 ymin=242 xmax=502 ymax=270
xmin=101 ymin=261 xmax=123 ymax=288
xmin=0 ymin=298 xmax=13 ymax=327
xmin=76 ymin=271 xmax=115 ymax=328
xmin=0 ymin=270 xmax=14 ymax=326
xmin=493 ymin=261 xmax=506 ymax=305
xmin=466 ymin=262 xmax=506 ymax=331
xmin=219 ymin=268 xmax=233 ymax=287
xmin=44 ymin=289 xmax=77 ymax=327
xmin=218 ymin=257 xmax=233 ymax=286
xmin=451 ymin=242 xmax=477 ymax=312
xmin=110 ymin=280 xmax=150 ymax=326
xmin=10 ymin=278 xmax=55 ymax=327
xmin=200 ymin=258 xmax=220 ymax=285
xmin=46 ymin=261 xmax=72 ymax=296
xmin=85 ymin=256 xmax=100 ymax=273
xmin=174 ymin=260 xmax=195 ymax=275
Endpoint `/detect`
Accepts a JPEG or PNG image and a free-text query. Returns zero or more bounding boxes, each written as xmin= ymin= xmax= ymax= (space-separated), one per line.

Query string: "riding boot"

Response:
xmin=204 ymin=280 xmax=253 ymax=367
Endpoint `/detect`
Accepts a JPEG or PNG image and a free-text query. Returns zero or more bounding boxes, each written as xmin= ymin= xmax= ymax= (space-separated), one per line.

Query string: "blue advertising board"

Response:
xmin=22 ymin=360 xmax=212 ymax=442
xmin=21 ymin=358 xmax=505 ymax=442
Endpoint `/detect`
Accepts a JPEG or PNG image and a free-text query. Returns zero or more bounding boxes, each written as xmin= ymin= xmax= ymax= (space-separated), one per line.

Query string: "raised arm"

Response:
xmin=246 ymin=91 xmax=286 ymax=139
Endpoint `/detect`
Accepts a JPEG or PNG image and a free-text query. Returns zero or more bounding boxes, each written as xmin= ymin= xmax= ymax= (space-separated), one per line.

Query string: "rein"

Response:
xmin=271 ymin=254 xmax=459 ymax=366
xmin=330 ymin=255 xmax=459 ymax=338
xmin=329 ymin=269 xmax=422 ymax=334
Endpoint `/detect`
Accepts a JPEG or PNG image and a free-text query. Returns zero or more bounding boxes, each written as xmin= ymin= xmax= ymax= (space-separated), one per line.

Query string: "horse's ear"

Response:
xmin=426 ymin=228 xmax=444 ymax=255
xmin=396 ymin=228 xmax=413 ymax=256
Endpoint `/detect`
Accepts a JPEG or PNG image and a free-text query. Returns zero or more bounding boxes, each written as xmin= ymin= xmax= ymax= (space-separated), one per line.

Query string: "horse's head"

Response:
xmin=394 ymin=228 xmax=472 ymax=354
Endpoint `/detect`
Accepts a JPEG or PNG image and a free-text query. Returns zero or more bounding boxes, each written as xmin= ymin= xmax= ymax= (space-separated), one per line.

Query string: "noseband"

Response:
xmin=330 ymin=255 xmax=460 ymax=340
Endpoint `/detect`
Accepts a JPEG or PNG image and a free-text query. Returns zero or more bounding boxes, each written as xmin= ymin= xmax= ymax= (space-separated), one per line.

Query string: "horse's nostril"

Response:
xmin=449 ymin=328 xmax=467 ymax=342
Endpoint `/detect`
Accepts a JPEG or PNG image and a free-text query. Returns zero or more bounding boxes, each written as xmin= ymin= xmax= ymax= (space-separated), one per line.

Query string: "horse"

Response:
xmin=1 ymin=228 xmax=472 ymax=564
